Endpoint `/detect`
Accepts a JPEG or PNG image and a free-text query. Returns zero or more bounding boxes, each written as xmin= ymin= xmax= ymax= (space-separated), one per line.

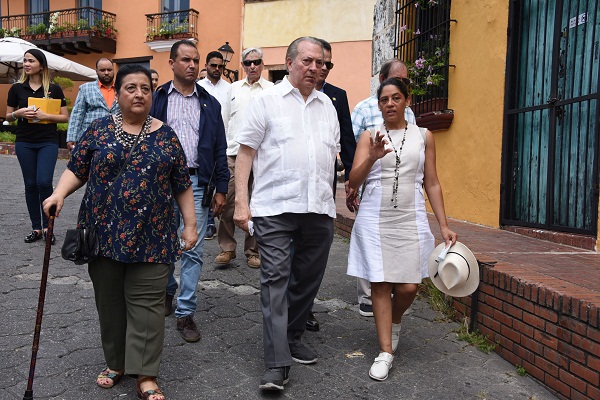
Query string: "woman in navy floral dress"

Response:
xmin=44 ymin=65 xmax=197 ymax=400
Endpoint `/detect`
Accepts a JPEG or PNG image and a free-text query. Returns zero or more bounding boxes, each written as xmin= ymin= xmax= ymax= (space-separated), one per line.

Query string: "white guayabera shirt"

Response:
xmin=236 ymin=76 xmax=341 ymax=218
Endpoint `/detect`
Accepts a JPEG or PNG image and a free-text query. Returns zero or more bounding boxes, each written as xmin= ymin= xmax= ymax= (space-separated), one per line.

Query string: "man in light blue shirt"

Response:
xmin=350 ymin=59 xmax=416 ymax=317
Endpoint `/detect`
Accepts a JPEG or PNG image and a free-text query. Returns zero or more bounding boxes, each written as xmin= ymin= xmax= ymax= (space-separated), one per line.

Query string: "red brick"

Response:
xmin=588 ymin=327 xmax=600 ymax=343
xmin=559 ymin=368 xmax=587 ymax=394
xmin=510 ymin=277 xmax=518 ymax=294
xmin=570 ymin=298 xmax=581 ymax=319
xmin=485 ymin=295 xmax=503 ymax=311
xmin=522 ymin=360 xmax=544 ymax=382
xmin=560 ymin=316 xmax=588 ymax=336
xmin=558 ymin=342 xmax=586 ymax=364
xmin=514 ymin=343 xmax=536 ymax=365
xmin=513 ymin=319 xmax=534 ymax=338
xmin=496 ymin=333 xmax=516 ymax=350
xmin=533 ymin=328 xmax=559 ymax=350
xmin=493 ymin=270 xmax=499 ymax=286
xmin=570 ymin=388 xmax=589 ymax=400
xmin=513 ymin=296 xmax=535 ymax=314
xmin=495 ymin=287 xmax=513 ymax=303
xmin=479 ymin=325 xmax=500 ymax=345
xmin=503 ymin=302 xmax=523 ymax=320
xmin=535 ymin=354 xmax=559 ymax=377
xmin=579 ymin=301 xmax=590 ymax=323
xmin=481 ymin=314 xmax=501 ymax=334
xmin=531 ymin=285 xmax=539 ymax=303
xmin=588 ymin=355 xmax=600 ymax=372
xmin=523 ymin=311 xmax=546 ymax=330
xmin=545 ymin=323 xmax=572 ymax=343
xmin=501 ymin=325 xmax=522 ymax=344
xmin=538 ymin=286 xmax=548 ymax=307
xmin=499 ymin=347 xmax=519 ymax=365
xmin=570 ymin=360 xmax=599 ymax=385
xmin=494 ymin=309 xmax=513 ymax=328
xmin=544 ymin=347 xmax=569 ymax=370
xmin=521 ymin=335 xmax=544 ymax=356
xmin=590 ymin=305 xmax=599 ymax=328
xmin=535 ymin=304 xmax=558 ymax=323
xmin=546 ymin=290 xmax=555 ymax=309
xmin=516 ymin=281 xmax=525 ymax=297
xmin=545 ymin=374 xmax=571 ymax=397
xmin=572 ymin=333 xmax=600 ymax=358
xmin=523 ymin=284 xmax=532 ymax=300
xmin=553 ymin=292 xmax=562 ymax=312
xmin=481 ymin=283 xmax=494 ymax=296
xmin=588 ymin=384 xmax=600 ymax=400
xmin=477 ymin=303 xmax=494 ymax=319
xmin=562 ymin=296 xmax=572 ymax=315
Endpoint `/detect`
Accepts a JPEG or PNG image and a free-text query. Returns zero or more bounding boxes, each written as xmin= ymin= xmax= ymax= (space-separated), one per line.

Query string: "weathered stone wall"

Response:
xmin=371 ymin=0 xmax=397 ymax=94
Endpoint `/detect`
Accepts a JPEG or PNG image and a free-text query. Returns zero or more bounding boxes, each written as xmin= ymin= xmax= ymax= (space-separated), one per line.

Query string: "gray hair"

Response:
xmin=285 ymin=36 xmax=323 ymax=62
xmin=242 ymin=47 xmax=263 ymax=61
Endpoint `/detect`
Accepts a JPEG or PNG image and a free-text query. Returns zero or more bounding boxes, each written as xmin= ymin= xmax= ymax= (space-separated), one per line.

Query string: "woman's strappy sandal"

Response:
xmin=96 ymin=368 xmax=123 ymax=388
xmin=137 ymin=376 xmax=165 ymax=400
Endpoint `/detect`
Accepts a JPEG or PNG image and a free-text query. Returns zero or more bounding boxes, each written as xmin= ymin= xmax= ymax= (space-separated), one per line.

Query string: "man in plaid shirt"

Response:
xmin=350 ymin=59 xmax=417 ymax=317
xmin=66 ymin=58 xmax=119 ymax=149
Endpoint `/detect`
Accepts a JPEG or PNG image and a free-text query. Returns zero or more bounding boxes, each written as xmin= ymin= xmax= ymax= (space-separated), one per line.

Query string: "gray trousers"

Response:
xmin=253 ymin=213 xmax=334 ymax=368
xmin=357 ymin=278 xmax=372 ymax=305
xmin=89 ymin=257 xmax=169 ymax=376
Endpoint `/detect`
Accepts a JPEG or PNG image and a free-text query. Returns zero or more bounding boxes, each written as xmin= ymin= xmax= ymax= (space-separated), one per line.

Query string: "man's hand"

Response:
xmin=211 ymin=192 xmax=226 ymax=216
xmin=233 ymin=202 xmax=252 ymax=233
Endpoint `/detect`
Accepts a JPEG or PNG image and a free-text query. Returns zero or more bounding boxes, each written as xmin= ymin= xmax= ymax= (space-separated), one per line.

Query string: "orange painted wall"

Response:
xmin=1 ymin=0 xmax=243 ymax=114
xmin=258 ymin=41 xmax=372 ymax=110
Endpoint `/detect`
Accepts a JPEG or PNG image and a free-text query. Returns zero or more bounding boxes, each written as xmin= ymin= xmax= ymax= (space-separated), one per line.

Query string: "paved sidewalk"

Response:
xmin=0 ymin=156 xmax=557 ymax=399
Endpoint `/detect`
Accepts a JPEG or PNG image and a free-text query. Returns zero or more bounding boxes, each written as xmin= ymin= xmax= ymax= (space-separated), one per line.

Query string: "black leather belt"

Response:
xmin=188 ymin=168 xmax=197 ymax=175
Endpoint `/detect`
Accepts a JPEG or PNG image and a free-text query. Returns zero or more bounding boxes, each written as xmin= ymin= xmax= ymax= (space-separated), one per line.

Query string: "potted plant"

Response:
xmin=93 ymin=18 xmax=117 ymax=39
xmin=0 ymin=28 xmax=5 ymax=39
xmin=76 ymin=18 xmax=90 ymax=35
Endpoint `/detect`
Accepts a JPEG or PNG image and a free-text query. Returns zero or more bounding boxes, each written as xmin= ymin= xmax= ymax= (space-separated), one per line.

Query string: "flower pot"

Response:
xmin=415 ymin=110 xmax=454 ymax=132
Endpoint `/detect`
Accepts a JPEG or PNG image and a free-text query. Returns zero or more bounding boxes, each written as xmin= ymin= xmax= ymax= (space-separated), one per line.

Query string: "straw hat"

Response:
xmin=428 ymin=241 xmax=479 ymax=297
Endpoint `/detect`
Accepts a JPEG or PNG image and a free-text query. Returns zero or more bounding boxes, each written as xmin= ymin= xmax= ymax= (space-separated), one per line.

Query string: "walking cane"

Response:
xmin=23 ymin=205 xmax=56 ymax=400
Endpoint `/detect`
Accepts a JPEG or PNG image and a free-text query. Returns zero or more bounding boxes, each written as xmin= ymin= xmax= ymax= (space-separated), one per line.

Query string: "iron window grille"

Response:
xmin=394 ymin=0 xmax=454 ymax=117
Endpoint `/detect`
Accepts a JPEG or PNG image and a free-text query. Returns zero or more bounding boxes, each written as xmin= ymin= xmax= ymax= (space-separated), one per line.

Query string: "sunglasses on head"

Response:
xmin=243 ymin=59 xmax=262 ymax=67
xmin=209 ymin=63 xmax=225 ymax=69
xmin=324 ymin=61 xmax=334 ymax=70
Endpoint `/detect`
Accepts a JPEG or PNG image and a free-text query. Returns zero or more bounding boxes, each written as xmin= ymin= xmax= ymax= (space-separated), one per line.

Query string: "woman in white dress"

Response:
xmin=347 ymin=77 xmax=457 ymax=381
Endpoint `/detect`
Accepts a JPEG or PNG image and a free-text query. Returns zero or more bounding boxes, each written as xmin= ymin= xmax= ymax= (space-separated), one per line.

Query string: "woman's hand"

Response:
xmin=42 ymin=194 xmax=65 ymax=218
xmin=369 ymin=130 xmax=393 ymax=162
xmin=440 ymin=226 xmax=458 ymax=247
xmin=19 ymin=107 xmax=38 ymax=121
xmin=180 ymin=225 xmax=198 ymax=251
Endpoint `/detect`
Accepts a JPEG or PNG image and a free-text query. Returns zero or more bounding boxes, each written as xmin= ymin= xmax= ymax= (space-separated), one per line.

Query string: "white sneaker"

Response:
xmin=391 ymin=323 xmax=402 ymax=353
xmin=369 ymin=352 xmax=394 ymax=381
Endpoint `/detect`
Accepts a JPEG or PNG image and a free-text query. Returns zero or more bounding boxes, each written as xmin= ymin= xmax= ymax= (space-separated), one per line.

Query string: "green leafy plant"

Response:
xmin=28 ymin=22 xmax=47 ymax=35
xmin=0 ymin=132 xmax=16 ymax=143
xmin=516 ymin=365 xmax=527 ymax=376
xmin=405 ymin=43 xmax=448 ymax=97
xmin=0 ymin=28 xmax=5 ymax=38
xmin=418 ymin=278 xmax=455 ymax=320
xmin=455 ymin=319 xmax=497 ymax=354
xmin=76 ymin=18 xmax=90 ymax=31
xmin=93 ymin=18 xmax=117 ymax=38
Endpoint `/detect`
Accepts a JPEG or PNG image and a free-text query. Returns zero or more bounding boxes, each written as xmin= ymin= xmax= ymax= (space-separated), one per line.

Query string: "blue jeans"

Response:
xmin=15 ymin=141 xmax=58 ymax=230
xmin=167 ymin=175 xmax=209 ymax=318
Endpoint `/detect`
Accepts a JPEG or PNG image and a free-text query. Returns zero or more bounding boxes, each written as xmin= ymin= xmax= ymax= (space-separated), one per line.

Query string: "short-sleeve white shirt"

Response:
xmin=224 ymin=76 xmax=274 ymax=156
xmin=236 ymin=76 xmax=341 ymax=218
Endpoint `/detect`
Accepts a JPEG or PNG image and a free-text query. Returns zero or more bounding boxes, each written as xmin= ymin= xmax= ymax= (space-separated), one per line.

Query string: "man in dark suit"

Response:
xmin=305 ymin=38 xmax=357 ymax=332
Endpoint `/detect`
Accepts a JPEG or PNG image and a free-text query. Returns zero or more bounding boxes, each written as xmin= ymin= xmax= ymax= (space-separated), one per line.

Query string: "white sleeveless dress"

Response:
xmin=347 ymin=123 xmax=434 ymax=283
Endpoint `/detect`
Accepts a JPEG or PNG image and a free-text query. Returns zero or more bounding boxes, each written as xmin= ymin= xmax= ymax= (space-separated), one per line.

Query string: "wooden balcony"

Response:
xmin=0 ymin=7 xmax=117 ymax=55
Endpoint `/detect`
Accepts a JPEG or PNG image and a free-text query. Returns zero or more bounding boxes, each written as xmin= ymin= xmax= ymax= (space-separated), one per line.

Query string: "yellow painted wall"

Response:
xmin=431 ymin=0 xmax=510 ymax=228
xmin=243 ymin=0 xmax=376 ymax=111
xmin=243 ymin=0 xmax=376 ymax=47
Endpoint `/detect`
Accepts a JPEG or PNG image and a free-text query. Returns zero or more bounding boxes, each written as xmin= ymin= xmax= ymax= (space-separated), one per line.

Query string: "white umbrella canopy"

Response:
xmin=0 ymin=37 xmax=97 ymax=84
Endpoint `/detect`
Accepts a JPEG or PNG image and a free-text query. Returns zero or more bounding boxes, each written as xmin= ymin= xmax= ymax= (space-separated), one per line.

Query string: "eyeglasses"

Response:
xmin=324 ymin=61 xmax=334 ymax=70
xmin=209 ymin=63 xmax=225 ymax=69
xmin=243 ymin=59 xmax=262 ymax=67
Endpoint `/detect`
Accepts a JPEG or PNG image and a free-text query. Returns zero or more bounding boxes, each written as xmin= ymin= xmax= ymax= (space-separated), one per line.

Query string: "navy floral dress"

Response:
xmin=68 ymin=115 xmax=191 ymax=264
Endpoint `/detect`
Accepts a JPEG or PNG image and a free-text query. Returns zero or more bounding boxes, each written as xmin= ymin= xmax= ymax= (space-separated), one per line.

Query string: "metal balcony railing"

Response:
xmin=145 ymin=9 xmax=198 ymax=42
xmin=0 ymin=7 xmax=117 ymax=41
xmin=394 ymin=0 xmax=454 ymax=117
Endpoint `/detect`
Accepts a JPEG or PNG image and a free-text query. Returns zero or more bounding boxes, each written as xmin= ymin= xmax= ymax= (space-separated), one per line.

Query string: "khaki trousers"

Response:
xmin=217 ymin=156 xmax=259 ymax=257
xmin=88 ymin=257 xmax=169 ymax=376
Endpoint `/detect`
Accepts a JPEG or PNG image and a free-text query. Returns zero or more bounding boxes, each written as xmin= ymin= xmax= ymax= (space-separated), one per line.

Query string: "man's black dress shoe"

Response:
xmin=305 ymin=311 xmax=320 ymax=332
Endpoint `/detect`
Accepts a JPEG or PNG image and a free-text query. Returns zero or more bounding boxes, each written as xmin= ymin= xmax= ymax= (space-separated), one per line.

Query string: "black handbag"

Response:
xmin=201 ymin=163 xmax=217 ymax=208
xmin=61 ymin=117 xmax=148 ymax=264
xmin=61 ymin=227 xmax=100 ymax=265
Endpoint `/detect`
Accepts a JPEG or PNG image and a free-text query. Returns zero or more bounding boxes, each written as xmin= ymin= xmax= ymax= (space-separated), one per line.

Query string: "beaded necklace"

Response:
xmin=114 ymin=112 xmax=153 ymax=148
xmin=384 ymin=120 xmax=408 ymax=208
